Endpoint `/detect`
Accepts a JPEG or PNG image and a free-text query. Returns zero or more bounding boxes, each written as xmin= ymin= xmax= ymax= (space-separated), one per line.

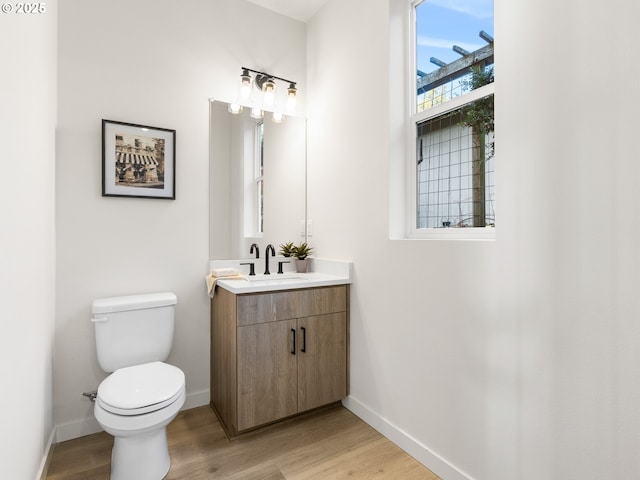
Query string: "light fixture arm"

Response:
xmin=241 ymin=67 xmax=296 ymax=88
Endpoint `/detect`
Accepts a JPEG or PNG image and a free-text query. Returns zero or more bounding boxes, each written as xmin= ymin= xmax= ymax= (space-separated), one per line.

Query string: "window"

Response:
xmin=409 ymin=0 xmax=494 ymax=237
xmin=255 ymin=121 xmax=264 ymax=234
xmin=243 ymin=118 xmax=264 ymax=238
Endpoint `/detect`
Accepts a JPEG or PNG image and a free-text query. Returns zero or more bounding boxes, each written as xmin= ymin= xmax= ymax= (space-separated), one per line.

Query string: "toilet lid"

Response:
xmin=97 ymin=362 xmax=185 ymax=416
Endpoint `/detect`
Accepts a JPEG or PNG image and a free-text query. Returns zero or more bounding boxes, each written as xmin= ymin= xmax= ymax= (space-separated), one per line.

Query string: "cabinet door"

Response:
xmin=297 ymin=312 xmax=347 ymax=412
xmin=237 ymin=320 xmax=297 ymax=431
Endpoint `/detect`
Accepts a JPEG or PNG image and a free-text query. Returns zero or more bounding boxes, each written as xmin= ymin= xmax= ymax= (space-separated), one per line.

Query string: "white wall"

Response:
xmin=55 ymin=0 xmax=305 ymax=440
xmin=499 ymin=0 xmax=640 ymax=478
xmin=307 ymin=1 xmax=507 ymax=478
xmin=308 ymin=0 xmax=640 ymax=479
xmin=0 ymin=1 xmax=57 ymax=477
xmin=37 ymin=0 xmax=640 ymax=477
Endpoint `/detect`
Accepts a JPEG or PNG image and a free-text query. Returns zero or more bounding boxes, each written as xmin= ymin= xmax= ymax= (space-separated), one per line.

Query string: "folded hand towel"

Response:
xmin=206 ymin=271 xmax=245 ymax=298
xmin=206 ymin=273 xmax=217 ymax=298
xmin=211 ymin=268 xmax=240 ymax=277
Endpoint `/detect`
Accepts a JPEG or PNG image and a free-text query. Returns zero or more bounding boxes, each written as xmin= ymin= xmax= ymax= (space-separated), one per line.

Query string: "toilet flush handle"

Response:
xmin=91 ymin=316 xmax=109 ymax=323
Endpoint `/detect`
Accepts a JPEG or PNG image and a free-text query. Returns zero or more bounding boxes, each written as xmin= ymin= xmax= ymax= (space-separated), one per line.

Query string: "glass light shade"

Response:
xmin=240 ymin=70 xmax=252 ymax=99
xmin=272 ymin=111 xmax=284 ymax=123
xmin=262 ymin=79 xmax=276 ymax=106
xmin=228 ymin=103 xmax=242 ymax=114
xmin=250 ymin=107 xmax=263 ymax=119
xmin=286 ymin=85 xmax=297 ymax=111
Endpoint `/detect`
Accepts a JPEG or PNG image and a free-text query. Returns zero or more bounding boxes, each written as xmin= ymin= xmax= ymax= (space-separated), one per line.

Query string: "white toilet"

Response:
xmin=91 ymin=292 xmax=186 ymax=480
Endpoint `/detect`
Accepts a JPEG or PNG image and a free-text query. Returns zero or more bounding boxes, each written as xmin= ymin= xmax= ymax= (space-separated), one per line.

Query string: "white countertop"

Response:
xmin=209 ymin=258 xmax=352 ymax=294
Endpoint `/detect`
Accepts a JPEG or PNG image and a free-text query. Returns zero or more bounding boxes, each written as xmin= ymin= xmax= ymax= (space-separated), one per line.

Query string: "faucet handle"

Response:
xmin=240 ymin=262 xmax=255 ymax=276
xmin=277 ymin=260 xmax=290 ymax=274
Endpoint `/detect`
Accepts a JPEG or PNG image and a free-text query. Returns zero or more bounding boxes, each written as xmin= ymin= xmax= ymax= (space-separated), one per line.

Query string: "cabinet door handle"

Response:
xmin=291 ymin=328 xmax=296 ymax=355
xmin=301 ymin=326 xmax=306 ymax=353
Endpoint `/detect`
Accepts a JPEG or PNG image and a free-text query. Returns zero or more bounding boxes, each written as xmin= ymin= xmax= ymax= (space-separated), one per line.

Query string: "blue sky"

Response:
xmin=416 ymin=0 xmax=494 ymax=74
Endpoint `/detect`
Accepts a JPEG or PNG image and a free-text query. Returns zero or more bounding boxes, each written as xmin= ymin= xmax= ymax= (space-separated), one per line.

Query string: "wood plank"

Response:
xmin=238 ymin=286 xmax=348 ymax=326
xmin=211 ymin=287 xmax=238 ymax=433
xmin=297 ymin=313 xmax=347 ymax=412
xmin=275 ymin=286 xmax=347 ymax=319
xmin=300 ymin=286 xmax=347 ymax=318
xmin=237 ymin=292 xmax=277 ymax=326
xmin=45 ymin=431 xmax=113 ymax=480
xmin=237 ymin=320 xmax=298 ymax=430
xmin=418 ymin=43 xmax=494 ymax=93
xmin=46 ymin=405 xmax=440 ymax=480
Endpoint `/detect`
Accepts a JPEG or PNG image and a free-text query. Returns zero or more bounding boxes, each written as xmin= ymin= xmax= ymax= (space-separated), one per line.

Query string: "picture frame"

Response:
xmin=102 ymin=119 xmax=176 ymax=199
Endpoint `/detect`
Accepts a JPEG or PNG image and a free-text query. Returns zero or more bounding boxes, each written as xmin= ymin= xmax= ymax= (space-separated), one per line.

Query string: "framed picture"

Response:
xmin=102 ymin=119 xmax=176 ymax=199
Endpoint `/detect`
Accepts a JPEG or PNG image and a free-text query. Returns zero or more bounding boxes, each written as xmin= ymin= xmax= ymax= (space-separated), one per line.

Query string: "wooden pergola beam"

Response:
xmin=417 ymin=43 xmax=494 ymax=94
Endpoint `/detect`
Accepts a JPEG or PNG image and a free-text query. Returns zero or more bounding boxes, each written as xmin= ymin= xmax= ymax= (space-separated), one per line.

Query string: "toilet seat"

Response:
xmin=97 ymin=361 xmax=185 ymax=416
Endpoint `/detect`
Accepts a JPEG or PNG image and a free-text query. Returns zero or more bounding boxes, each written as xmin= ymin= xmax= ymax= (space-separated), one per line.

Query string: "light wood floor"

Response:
xmin=46 ymin=404 xmax=440 ymax=479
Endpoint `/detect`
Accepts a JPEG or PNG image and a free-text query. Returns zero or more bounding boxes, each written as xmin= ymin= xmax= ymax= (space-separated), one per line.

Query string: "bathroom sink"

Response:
xmin=210 ymin=258 xmax=352 ymax=294
xmin=244 ymin=273 xmax=302 ymax=282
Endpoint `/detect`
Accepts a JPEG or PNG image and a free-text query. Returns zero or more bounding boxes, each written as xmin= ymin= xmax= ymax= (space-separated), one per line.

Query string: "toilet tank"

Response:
xmin=91 ymin=292 xmax=177 ymax=372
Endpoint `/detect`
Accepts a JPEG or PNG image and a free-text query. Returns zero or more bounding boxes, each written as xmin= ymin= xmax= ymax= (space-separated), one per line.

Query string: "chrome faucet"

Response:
xmin=250 ymin=243 xmax=260 ymax=259
xmin=264 ymin=244 xmax=275 ymax=275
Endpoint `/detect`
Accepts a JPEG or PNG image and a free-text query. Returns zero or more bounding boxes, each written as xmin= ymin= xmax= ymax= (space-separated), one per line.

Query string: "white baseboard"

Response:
xmin=55 ymin=389 xmax=210 ymax=443
xmin=36 ymin=428 xmax=56 ymax=480
xmin=342 ymin=396 xmax=475 ymax=480
xmin=182 ymin=388 xmax=209 ymax=410
xmin=55 ymin=415 xmax=102 ymax=443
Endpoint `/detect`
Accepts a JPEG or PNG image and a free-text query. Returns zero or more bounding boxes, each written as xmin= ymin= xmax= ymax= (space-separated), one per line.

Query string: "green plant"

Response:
xmin=293 ymin=242 xmax=313 ymax=260
xmin=278 ymin=242 xmax=296 ymax=257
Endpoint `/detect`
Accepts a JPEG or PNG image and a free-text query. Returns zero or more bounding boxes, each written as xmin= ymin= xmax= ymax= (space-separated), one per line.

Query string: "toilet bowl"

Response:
xmin=94 ymin=362 xmax=186 ymax=480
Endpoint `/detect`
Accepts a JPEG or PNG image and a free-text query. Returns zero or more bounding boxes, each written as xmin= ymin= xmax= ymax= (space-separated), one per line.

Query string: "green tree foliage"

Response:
xmin=460 ymin=64 xmax=494 ymax=227
xmin=461 ymin=65 xmax=494 ymax=156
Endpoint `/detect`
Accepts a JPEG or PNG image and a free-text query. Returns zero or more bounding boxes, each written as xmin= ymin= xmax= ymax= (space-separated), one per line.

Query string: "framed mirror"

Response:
xmin=209 ymin=100 xmax=306 ymax=259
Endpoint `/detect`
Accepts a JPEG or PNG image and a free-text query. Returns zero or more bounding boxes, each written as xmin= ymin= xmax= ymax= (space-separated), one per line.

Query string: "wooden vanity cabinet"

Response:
xmin=210 ymin=285 xmax=349 ymax=436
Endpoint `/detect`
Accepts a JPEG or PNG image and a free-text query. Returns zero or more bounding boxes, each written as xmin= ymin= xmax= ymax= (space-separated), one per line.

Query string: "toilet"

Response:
xmin=91 ymin=292 xmax=186 ymax=480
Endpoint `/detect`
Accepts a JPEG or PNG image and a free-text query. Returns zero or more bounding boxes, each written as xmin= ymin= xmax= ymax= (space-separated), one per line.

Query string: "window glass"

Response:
xmin=416 ymin=99 xmax=495 ymax=228
xmin=412 ymin=0 xmax=494 ymax=233
xmin=256 ymin=121 xmax=264 ymax=234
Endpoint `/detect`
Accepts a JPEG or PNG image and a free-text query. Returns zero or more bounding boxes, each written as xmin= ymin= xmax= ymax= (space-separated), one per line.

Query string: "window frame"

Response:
xmin=406 ymin=0 xmax=495 ymax=241
xmin=243 ymin=118 xmax=264 ymax=239
xmin=255 ymin=120 xmax=264 ymax=235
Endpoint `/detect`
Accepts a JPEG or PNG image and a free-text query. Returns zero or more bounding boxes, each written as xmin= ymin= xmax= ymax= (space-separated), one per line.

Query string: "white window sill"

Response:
xmin=407 ymin=227 xmax=496 ymax=241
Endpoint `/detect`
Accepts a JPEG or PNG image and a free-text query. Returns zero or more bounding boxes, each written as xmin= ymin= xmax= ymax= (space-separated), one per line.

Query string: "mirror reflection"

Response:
xmin=209 ymin=100 xmax=306 ymax=259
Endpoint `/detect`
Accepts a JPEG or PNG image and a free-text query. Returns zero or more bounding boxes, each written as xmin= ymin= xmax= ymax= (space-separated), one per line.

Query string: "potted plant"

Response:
xmin=292 ymin=242 xmax=313 ymax=273
xmin=278 ymin=242 xmax=296 ymax=258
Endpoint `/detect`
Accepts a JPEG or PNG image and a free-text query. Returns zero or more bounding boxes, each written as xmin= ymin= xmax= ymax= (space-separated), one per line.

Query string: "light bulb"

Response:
xmin=286 ymin=83 xmax=297 ymax=111
xmin=250 ymin=107 xmax=263 ymax=119
xmin=228 ymin=103 xmax=242 ymax=114
xmin=262 ymin=78 xmax=276 ymax=106
xmin=272 ymin=111 xmax=284 ymax=123
xmin=240 ymin=69 xmax=252 ymax=99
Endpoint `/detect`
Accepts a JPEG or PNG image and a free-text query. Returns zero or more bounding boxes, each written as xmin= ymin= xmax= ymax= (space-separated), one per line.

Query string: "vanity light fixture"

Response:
xmin=234 ymin=67 xmax=298 ymax=122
